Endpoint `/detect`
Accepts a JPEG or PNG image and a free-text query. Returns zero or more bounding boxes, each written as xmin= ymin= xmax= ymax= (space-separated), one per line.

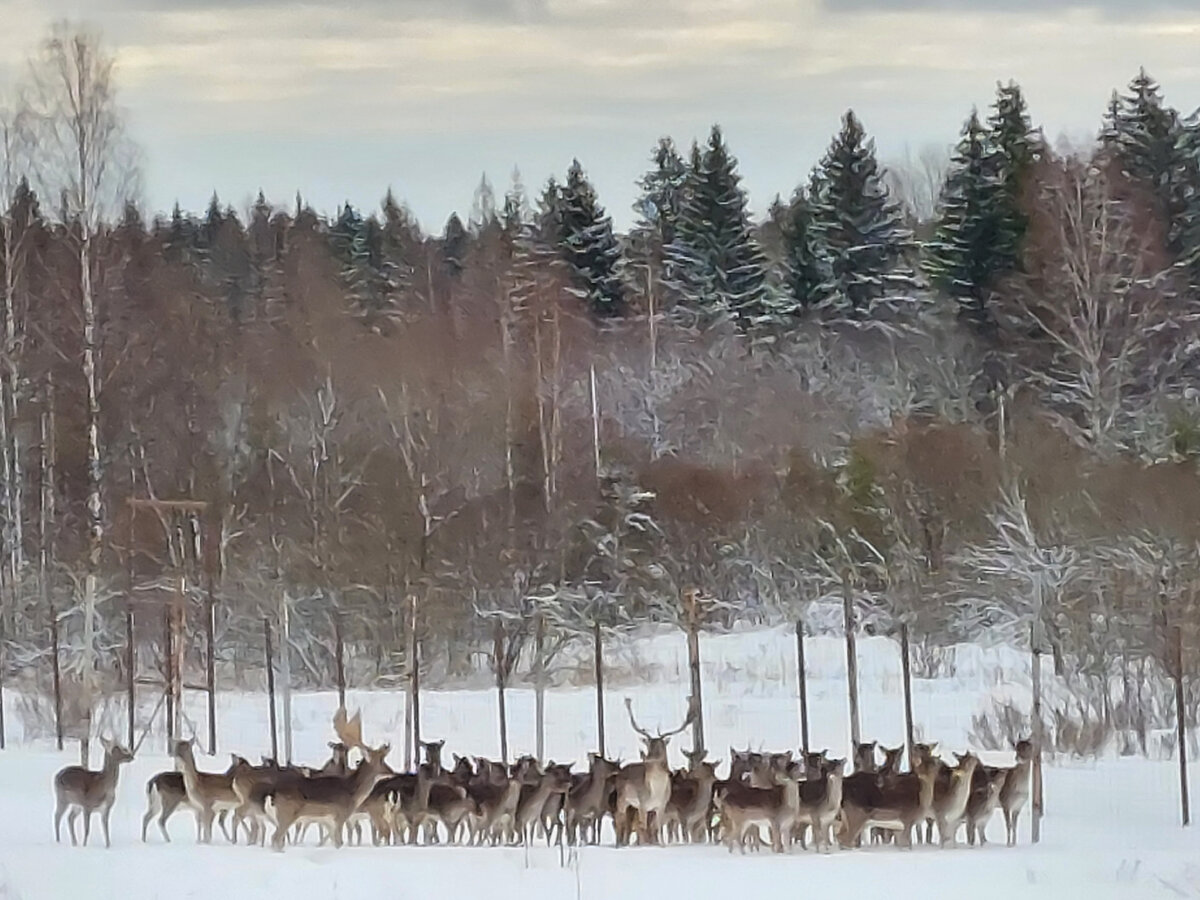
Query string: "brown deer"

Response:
xmin=613 ymin=697 xmax=695 ymax=847
xmin=514 ymin=764 xmax=572 ymax=847
xmin=263 ymin=742 xmax=391 ymax=851
xmin=1000 ymin=739 xmax=1034 ymax=847
xmin=878 ymin=745 xmax=906 ymax=776
xmin=932 ymin=752 xmax=980 ymax=846
xmin=793 ymin=756 xmax=846 ymax=852
xmin=142 ymin=754 xmax=242 ymax=843
xmin=565 ymin=753 xmax=620 ymax=845
xmin=467 ymin=759 xmax=527 ymax=846
xmin=716 ymin=763 xmax=802 ymax=854
xmin=965 ymin=764 xmax=1008 ymax=846
xmin=53 ymin=737 xmax=135 ymax=848
xmin=172 ymin=738 xmax=243 ymax=843
xmin=838 ymin=754 xmax=940 ymax=848
xmin=664 ymin=751 xmax=719 ymax=844
xmin=853 ymin=741 xmax=879 ymax=774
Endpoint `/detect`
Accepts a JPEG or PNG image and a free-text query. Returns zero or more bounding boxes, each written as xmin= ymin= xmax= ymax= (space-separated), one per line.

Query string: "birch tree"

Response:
xmin=23 ymin=21 xmax=139 ymax=763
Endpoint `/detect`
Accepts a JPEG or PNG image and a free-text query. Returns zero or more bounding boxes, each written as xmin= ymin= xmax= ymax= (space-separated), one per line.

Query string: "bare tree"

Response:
xmin=884 ymin=142 xmax=951 ymax=225
xmin=23 ymin=21 xmax=139 ymax=764
xmin=999 ymin=156 xmax=1195 ymax=457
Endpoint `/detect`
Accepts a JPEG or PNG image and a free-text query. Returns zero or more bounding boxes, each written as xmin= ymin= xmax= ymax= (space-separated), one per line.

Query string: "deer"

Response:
xmin=965 ymin=764 xmax=1008 ymax=846
xmin=142 ymin=754 xmax=243 ymax=843
xmin=613 ymin=696 xmax=695 ymax=847
xmin=564 ymin=753 xmax=620 ymax=845
xmin=53 ymin=737 xmax=135 ymax=848
xmin=853 ymin=741 xmax=879 ymax=774
xmin=263 ymin=742 xmax=391 ymax=851
xmin=838 ymin=754 xmax=941 ymax=849
xmin=467 ymin=758 xmax=527 ymax=846
xmin=715 ymin=761 xmax=802 ymax=854
xmin=878 ymin=745 xmax=906 ymax=776
xmin=792 ymin=756 xmax=846 ymax=852
xmin=931 ymin=752 xmax=980 ymax=846
xmin=664 ymin=750 xmax=719 ymax=844
xmin=172 ymin=738 xmax=243 ymax=843
xmin=514 ymin=763 xmax=572 ymax=847
xmin=1000 ymin=739 xmax=1035 ymax=847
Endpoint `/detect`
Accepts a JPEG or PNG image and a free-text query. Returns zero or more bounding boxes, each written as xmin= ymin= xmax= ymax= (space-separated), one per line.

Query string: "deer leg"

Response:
xmin=67 ymin=808 xmax=80 ymax=846
xmin=102 ymin=803 xmax=113 ymax=849
xmin=141 ymin=789 xmax=159 ymax=843
xmin=81 ymin=809 xmax=92 ymax=847
xmin=54 ymin=799 xmax=67 ymax=843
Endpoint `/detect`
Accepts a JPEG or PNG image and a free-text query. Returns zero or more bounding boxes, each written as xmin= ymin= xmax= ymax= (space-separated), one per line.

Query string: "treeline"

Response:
xmin=1 ymin=24 xmax=1199 ymax=746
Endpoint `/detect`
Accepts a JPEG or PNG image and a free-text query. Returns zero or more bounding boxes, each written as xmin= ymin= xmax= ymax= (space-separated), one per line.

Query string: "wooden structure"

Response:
xmin=124 ymin=498 xmax=219 ymax=754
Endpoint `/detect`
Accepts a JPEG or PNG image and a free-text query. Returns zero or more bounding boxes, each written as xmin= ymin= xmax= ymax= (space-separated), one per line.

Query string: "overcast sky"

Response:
xmin=2 ymin=0 xmax=1199 ymax=232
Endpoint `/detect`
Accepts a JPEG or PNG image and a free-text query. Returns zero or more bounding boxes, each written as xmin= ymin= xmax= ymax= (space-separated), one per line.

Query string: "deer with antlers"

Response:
xmin=53 ymin=737 xmax=135 ymax=848
xmin=613 ymin=696 xmax=695 ymax=847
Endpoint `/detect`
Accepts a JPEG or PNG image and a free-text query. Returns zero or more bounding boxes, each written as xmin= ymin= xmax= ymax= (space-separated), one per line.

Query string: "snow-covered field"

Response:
xmin=0 ymin=627 xmax=1197 ymax=899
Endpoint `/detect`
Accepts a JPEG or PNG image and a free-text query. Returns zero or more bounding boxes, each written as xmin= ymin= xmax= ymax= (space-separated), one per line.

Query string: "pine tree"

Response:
xmin=985 ymin=81 xmax=1040 ymax=280
xmin=811 ymin=110 xmax=915 ymax=317
xmin=557 ymin=159 xmax=626 ymax=318
xmin=442 ymin=213 xmax=468 ymax=278
xmin=1101 ymin=69 xmax=1198 ymax=278
xmin=380 ymin=187 xmax=416 ymax=305
xmin=667 ymin=126 xmax=767 ymax=327
xmin=775 ymin=183 xmax=828 ymax=315
xmin=925 ymin=110 xmax=1005 ymax=332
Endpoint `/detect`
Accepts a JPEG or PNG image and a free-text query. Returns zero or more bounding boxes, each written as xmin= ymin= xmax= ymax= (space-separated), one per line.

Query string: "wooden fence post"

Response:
xmin=900 ymin=623 xmax=915 ymax=766
xmin=263 ymin=617 xmax=278 ymax=762
xmin=795 ymin=617 xmax=809 ymax=753
xmin=1173 ymin=624 xmax=1190 ymax=827
xmin=593 ymin=621 xmax=605 ymax=758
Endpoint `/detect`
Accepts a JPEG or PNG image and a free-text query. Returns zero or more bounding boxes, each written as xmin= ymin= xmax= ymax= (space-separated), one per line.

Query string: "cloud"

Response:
xmin=113 ymin=0 xmax=551 ymax=20
xmin=821 ymin=0 xmax=1194 ymax=16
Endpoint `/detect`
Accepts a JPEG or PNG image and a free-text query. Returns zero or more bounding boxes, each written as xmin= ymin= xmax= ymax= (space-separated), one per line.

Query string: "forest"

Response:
xmin=0 ymin=23 xmax=1198 ymax=756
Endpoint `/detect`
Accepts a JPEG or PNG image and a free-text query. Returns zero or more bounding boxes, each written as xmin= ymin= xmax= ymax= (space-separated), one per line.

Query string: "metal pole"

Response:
xmin=264 ymin=616 xmax=278 ymax=762
xmin=796 ymin=617 xmax=809 ymax=752
xmin=1173 ymin=624 xmax=1190 ymax=827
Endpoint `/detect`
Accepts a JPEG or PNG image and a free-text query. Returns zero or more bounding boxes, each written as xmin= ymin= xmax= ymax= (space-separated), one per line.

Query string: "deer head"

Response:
xmin=333 ymin=706 xmax=366 ymax=755
xmin=100 ymin=736 xmax=134 ymax=766
xmin=624 ymin=696 xmax=695 ymax=763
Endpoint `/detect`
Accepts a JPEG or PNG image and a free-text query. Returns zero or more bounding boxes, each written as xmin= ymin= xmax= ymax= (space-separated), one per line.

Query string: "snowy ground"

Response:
xmin=0 ymin=627 xmax=1197 ymax=899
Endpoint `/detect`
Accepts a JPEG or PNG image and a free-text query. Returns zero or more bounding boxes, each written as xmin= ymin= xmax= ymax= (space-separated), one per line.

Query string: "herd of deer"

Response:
xmin=50 ymin=699 xmax=1034 ymax=854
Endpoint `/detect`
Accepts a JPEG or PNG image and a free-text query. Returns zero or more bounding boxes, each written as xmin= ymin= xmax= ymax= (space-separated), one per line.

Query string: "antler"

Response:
xmin=623 ymin=697 xmax=653 ymax=741
xmin=658 ymin=695 xmax=697 ymax=739
xmin=333 ymin=705 xmax=366 ymax=753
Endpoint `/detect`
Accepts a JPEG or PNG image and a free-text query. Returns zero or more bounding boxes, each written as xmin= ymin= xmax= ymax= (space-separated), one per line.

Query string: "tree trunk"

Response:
xmin=80 ymin=231 xmax=103 ymax=767
xmin=494 ymin=619 xmax=508 ymax=765
xmin=41 ymin=389 xmax=62 ymax=750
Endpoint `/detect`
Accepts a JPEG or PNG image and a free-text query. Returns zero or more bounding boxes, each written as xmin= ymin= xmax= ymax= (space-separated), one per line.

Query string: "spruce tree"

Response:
xmin=985 ymin=81 xmax=1040 ymax=280
xmin=667 ymin=126 xmax=767 ymax=326
xmin=811 ymin=110 xmax=915 ymax=317
xmin=634 ymin=137 xmax=689 ymax=253
xmin=776 ymin=184 xmax=827 ymax=315
xmin=555 ymin=160 xmax=626 ymax=317
xmin=442 ymin=213 xmax=468 ymax=278
xmin=925 ymin=109 xmax=1004 ymax=332
xmin=1101 ymin=69 xmax=1199 ymax=279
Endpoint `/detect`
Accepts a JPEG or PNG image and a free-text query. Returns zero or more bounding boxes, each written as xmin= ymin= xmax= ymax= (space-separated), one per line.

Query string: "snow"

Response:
xmin=0 ymin=626 xmax=1197 ymax=900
